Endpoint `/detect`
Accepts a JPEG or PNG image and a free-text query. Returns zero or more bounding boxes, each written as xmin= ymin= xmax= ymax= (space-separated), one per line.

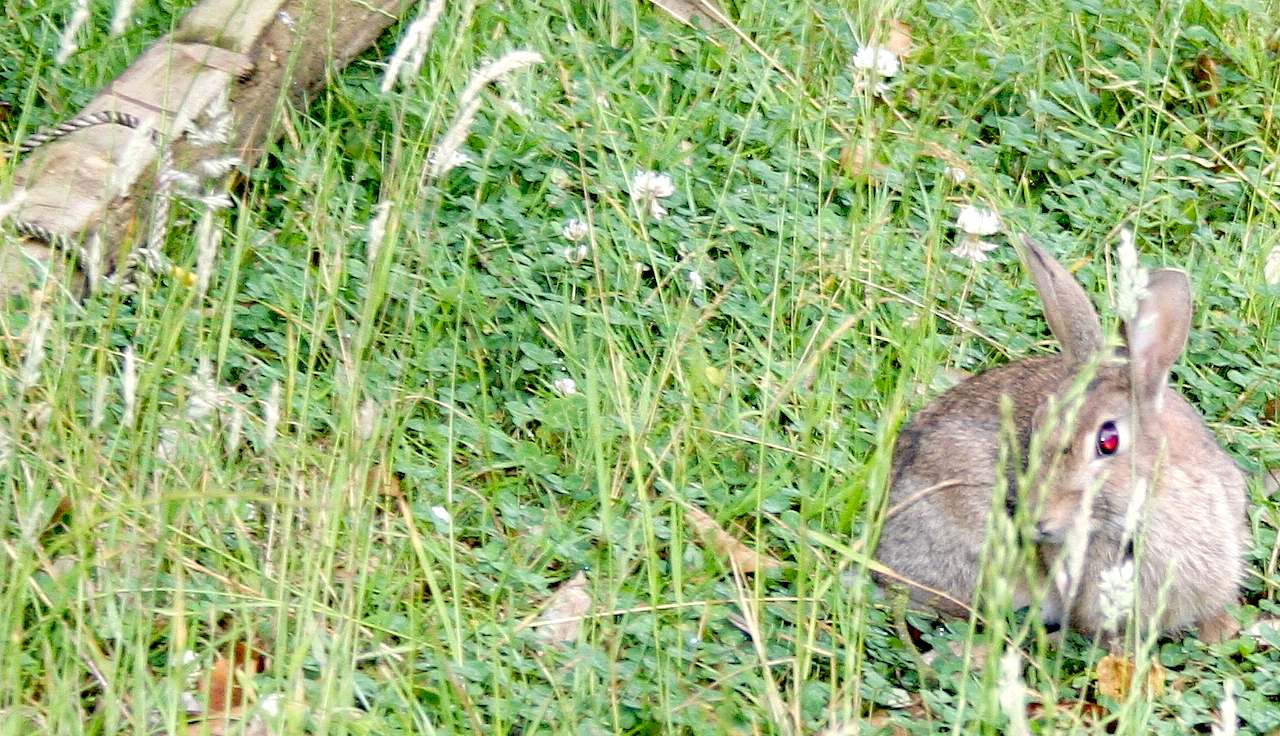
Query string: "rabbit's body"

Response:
xmin=875 ymin=241 xmax=1249 ymax=640
xmin=878 ymin=356 xmax=1072 ymax=616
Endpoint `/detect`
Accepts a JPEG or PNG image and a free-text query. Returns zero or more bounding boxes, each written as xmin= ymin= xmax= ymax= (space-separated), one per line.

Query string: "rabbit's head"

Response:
xmin=1018 ymin=240 xmax=1194 ymax=547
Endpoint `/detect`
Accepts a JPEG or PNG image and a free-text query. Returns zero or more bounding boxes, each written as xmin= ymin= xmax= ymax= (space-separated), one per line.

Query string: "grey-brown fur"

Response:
xmin=874 ymin=238 xmax=1249 ymax=641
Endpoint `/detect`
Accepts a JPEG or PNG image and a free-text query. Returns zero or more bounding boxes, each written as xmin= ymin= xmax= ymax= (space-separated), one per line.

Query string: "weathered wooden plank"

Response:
xmin=3 ymin=0 xmax=411 ymax=296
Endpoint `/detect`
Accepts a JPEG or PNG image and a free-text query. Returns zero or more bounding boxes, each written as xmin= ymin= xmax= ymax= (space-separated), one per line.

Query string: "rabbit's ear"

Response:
xmin=1021 ymin=237 xmax=1103 ymax=362
xmin=1125 ymin=269 xmax=1192 ymax=408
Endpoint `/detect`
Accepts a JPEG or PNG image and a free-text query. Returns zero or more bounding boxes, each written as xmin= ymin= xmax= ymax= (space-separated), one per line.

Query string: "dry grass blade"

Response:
xmin=650 ymin=0 xmax=725 ymax=27
xmin=683 ymin=504 xmax=782 ymax=573
xmin=527 ymin=571 xmax=593 ymax=645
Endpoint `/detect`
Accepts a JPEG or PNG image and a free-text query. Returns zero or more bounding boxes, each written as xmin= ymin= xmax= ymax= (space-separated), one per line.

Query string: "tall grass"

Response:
xmin=1 ymin=0 xmax=1278 ymax=733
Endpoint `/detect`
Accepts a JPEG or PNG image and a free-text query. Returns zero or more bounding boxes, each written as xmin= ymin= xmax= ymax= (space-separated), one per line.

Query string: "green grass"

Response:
xmin=2 ymin=0 xmax=1280 ymax=733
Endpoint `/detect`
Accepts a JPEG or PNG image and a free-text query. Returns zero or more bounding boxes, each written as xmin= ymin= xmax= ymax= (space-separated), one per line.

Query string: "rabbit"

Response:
xmin=873 ymin=237 xmax=1249 ymax=642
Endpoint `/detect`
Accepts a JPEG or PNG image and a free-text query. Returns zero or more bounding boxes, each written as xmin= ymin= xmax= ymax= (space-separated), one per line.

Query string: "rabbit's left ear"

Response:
xmin=1125 ymin=269 xmax=1192 ymax=410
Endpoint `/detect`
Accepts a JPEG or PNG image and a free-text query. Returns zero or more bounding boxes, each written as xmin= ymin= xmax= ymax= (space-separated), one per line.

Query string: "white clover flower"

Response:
xmin=1115 ymin=228 xmax=1150 ymax=321
xmin=852 ymin=45 xmax=901 ymax=77
xmin=561 ymin=244 xmax=589 ymax=264
xmin=944 ymin=165 xmax=968 ymax=184
xmin=1266 ymin=244 xmax=1280 ymax=286
xmin=949 ymin=238 xmax=999 ymax=262
xmin=955 ymin=205 xmax=1002 ymax=236
xmin=552 ymin=377 xmax=578 ymax=396
xmin=562 ymin=218 xmax=590 ymax=242
xmin=687 ymin=269 xmax=705 ymax=290
xmin=851 ymin=45 xmax=900 ymax=97
xmin=950 ymin=205 xmax=1003 ymax=262
xmin=631 ymin=170 xmax=675 ymax=220
xmin=1098 ymin=558 xmax=1136 ymax=633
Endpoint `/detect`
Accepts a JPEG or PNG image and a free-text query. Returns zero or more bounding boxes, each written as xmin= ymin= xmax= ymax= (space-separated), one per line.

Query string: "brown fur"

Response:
xmin=875 ymin=239 xmax=1249 ymax=640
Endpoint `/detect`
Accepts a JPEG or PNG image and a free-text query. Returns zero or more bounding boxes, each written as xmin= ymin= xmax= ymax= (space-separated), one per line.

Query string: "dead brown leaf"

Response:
xmin=1262 ymin=396 xmax=1279 ymax=423
xmin=1096 ymin=654 xmax=1165 ymax=700
xmin=528 ymin=571 xmax=593 ymax=645
xmin=683 ymin=505 xmax=782 ymax=573
xmin=885 ymin=19 xmax=914 ymax=58
xmin=649 ymin=0 xmax=725 ymax=27
xmin=206 ymin=641 xmax=268 ymax=713
xmin=1192 ymin=52 xmax=1221 ymax=107
xmin=182 ymin=640 xmax=271 ymax=735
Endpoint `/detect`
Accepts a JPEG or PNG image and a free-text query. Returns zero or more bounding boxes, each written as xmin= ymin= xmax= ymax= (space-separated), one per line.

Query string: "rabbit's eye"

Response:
xmin=1096 ymin=421 xmax=1120 ymax=456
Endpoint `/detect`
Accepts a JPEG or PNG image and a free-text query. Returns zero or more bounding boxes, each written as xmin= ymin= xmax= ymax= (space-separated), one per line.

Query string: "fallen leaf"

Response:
xmin=649 ymin=0 xmax=725 ymax=27
xmin=528 ymin=571 xmax=592 ymax=645
xmin=183 ymin=640 xmax=271 ymax=735
xmin=1192 ymin=52 xmax=1221 ymax=107
xmin=1096 ymin=654 xmax=1165 ymax=700
xmin=683 ymin=504 xmax=782 ymax=573
xmin=885 ymin=19 xmax=914 ymax=58
xmin=206 ymin=641 xmax=268 ymax=713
